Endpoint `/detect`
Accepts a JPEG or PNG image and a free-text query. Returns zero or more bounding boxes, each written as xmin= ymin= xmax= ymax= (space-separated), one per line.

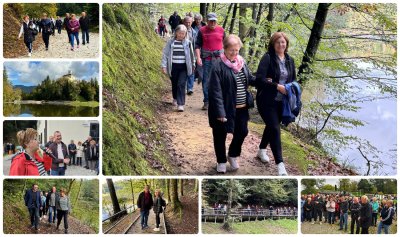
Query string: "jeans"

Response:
xmin=69 ymin=153 xmax=76 ymax=165
xmin=29 ymin=207 xmax=40 ymax=229
xmin=340 ymin=212 xmax=348 ymax=230
xmin=25 ymin=42 xmax=32 ymax=53
xmin=69 ymin=32 xmax=79 ymax=47
xmin=48 ymin=206 xmax=57 ymax=223
xmin=202 ymin=59 xmax=212 ymax=103
xmin=212 ymin=108 xmax=249 ymax=163
xmin=377 ymin=221 xmax=390 ymax=234
xmin=328 ymin=211 xmax=335 ymax=224
xmin=372 ymin=212 xmax=378 ymax=226
xmin=57 ymin=26 xmax=62 ymax=34
xmin=170 ymin=63 xmax=188 ymax=106
xmin=187 ymin=74 xmax=195 ymax=93
xmin=258 ymin=101 xmax=284 ymax=164
xmin=350 ymin=216 xmax=360 ymax=234
xmin=140 ymin=209 xmax=150 ymax=228
xmin=50 ymin=167 xmax=66 ymax=176
xmin=81 ymin=29 xmax=89 ymax=44
xmin=56 ymin=210 xmax=69 ymax=230
xmin=42 ymin=33 xmax=50 ymax=49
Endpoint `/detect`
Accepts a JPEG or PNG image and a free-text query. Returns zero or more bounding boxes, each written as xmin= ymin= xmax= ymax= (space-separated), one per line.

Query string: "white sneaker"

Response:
xmin=177 ymin=105 xmax=184 ymax=112
xmin=277 ymin=162 xmax=288 ymax=176
xmin=227 ymin=157 xmax=239 ymax=170
xmin=257 ymin=149 xmax=270 ymax=163
xmin=28 ymin=53 xmax=32 ymax=57
xmin=172 ymin=99 xmax=177 ymax=106
xmin=216 ymin=163 xmax=226 ymax=173
xmin=153 ymin=227 xmax=160 ymax=232
xmin=311 ymin=222 xmax=315 ymax=224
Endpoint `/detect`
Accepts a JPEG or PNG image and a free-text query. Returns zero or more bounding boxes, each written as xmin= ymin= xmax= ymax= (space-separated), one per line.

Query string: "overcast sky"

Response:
xmin=5 ymin=61 xmax=99 ymax=86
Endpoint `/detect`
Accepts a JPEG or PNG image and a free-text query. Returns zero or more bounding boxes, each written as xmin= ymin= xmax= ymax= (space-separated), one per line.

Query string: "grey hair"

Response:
xmin=174 ymin=24 xmax=187 ymax=38
xmin=194 ymin=13 xmax=202 ymax=21
xmin=183 ymin=16 xmax=193 ymax=22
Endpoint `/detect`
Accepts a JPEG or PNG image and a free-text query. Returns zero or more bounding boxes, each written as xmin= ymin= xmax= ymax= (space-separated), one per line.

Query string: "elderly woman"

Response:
xmin=161 ymin=24 xmax=195 ymax=112
xmin=9 ymin=128 xmax=50 ymax=176
xmin=56 ymin=188 xmax=72 ymax=234
xmin=377 ymin=199 xmax=395 ymax=234
xmin=255 ymin=31 xmax=297 ymax=176
xmin=360 ymin=195 xmax=372 ymax=234
xmin=152 ymin=189 xmax=166 ymax=232
xmin=68 ymin=14 xmax=80 ymax=50
xmin=208 ymin=34 xmax=256 ymax=173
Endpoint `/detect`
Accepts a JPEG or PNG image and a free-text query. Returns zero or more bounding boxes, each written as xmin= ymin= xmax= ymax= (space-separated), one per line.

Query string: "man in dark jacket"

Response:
xmin=79 ymin=11 xmax=89 ymax=45
xmin=350 ymin=197 xmax=361 ymax=234
xmin=82 ymin=136 xmax=92 ymax=169
xmin=339 ymin=196 xmax=349 ymax=231
xmin=313 ymin=199 xmax=323 ymax=224
xmin=46 ymin=186 xmax=59 ymax=224
xmin=48 ymin=131 xmax=70 ymax=176
xmin=137 ymin=185 xmax=153 ymax=230
xmin=304 ymin=198 xmax=313 ymax=222
xmin=63 ymin=13 xmax=71 ymax=43
xmin=55 ymin=16 xmax=63 ymax=34
xmin=68 ymin=140 xmax=77 ymax=166
xmin=360 ymin=195 xmax=372 ymax=234
xmin=40 ymin=13 xmax=54 ymax=50
xmin=24 ymin=184 xmax=42 ymax=231
xmin=168 ymin=11 xmax=181 ymax=33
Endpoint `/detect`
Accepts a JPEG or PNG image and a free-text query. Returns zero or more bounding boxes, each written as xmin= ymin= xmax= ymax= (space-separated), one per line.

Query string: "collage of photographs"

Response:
xmin=0 ymin=1 xmax=397 ymax=236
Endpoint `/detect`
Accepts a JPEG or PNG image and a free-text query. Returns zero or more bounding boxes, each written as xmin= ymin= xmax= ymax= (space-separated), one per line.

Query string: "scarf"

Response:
xmin=220 ymin=53 xmax=244 ymax=73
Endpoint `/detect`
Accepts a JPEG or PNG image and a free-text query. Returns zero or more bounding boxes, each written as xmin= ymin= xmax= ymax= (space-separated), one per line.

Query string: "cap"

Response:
xmin=207 ymin=12 xmax=217 ymax=21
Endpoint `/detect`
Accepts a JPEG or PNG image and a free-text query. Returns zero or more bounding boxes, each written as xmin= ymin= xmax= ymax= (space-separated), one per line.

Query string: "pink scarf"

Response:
xmin=220 ymin=53 xmax=244 ymax=73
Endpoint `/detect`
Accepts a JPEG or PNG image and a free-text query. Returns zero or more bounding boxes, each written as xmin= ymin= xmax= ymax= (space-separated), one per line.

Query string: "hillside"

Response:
xmin=14 ymin=85 xmax=36 ymax=93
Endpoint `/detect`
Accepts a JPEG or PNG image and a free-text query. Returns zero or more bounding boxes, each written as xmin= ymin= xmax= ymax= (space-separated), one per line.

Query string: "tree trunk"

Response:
xmin=266 ymin=3 xmax=274 ymax=45
xmin=229 ymin=4 xmax=238 ymax=34
xmin=170 ymin=179 xmax=182 ymax=212
xmin=74 ymin=179 xmax=83 ymax=206
xmin=206 ymin=3 xmax=210 ymax=16
xmin=222 ymin=179 xmax=234 ymax=231
xmin=249 ymin=4 xmax=263 ymax=65
xmin=165 ymin=179 xmax=171 ymax=203
xmin=238 ymin=3 xmax=248 ymax=57
xmin=179 ymin=179 xmax=184 ymax=196
xmin=222 ymin=4 xmax=233 ymax=29
xmin=67 ymin=179 xmax=75 ymax=194
xmin=298 ymin=3 xmax=331 ymax=83
xmin=194 ymin=179 xmax=198 ymax=192
xmin=130 ymin=179 xmax=135 ymax=208
xmin=21 ymin=179 xmax=27 ymax=199
xmin=107 ymin=179 xmax=121 ymax=215
xmin=212 ymin=3 xmax=217 ymax=12
xmin=200 ymin=3 xmax=207 ymax=18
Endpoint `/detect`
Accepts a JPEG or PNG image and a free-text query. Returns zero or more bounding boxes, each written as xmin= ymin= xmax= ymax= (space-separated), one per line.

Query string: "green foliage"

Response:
xmin=11 ymin=3 xmax=58 ymax=18
xmin=203 ymin=219 xmax=298 ymax=234
xmin=3 ymin=67 xmax=22 ymax=103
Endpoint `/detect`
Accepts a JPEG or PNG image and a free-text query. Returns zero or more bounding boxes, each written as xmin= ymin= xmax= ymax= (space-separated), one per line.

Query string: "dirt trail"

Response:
xmin=15 ymin=31 xmax=99 ymax=58
xmin=27 ymin=214 xmax=96 ymax=234
xmin=161 ymin=82 xmax=302 ymax=176
xmin=126 ymin=209 xmax=166 ymax=234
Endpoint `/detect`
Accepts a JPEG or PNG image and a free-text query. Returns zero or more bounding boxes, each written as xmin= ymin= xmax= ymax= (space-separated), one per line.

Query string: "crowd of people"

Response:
xmin=18 ymin=11 xmax=91 ymax=56
xmin=160 ymin=10 xmax=301 ymax=175
xmin=9 ymin=128 xmax=99 ymax=176
xmin=24 ymin=184 xmax=72 ymax=233
xmin=137 ymin=185 xmax=166 ymax=232
xmin=301 ymin=193 xmax=397 ymax=234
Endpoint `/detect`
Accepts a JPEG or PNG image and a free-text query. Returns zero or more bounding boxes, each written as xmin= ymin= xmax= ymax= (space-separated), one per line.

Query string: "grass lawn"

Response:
xmin=202 ymin=219 xmax=298 ymax=234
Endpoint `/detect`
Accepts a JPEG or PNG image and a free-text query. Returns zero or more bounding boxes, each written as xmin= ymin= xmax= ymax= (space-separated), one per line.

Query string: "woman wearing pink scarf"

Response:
xmin=208 ymin=34 xmax=256 ymax=173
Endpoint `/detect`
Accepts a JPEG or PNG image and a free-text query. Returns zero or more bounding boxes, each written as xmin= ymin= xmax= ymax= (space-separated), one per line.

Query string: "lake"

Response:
xmin=3 ymin=103 xmax=99 ymax=117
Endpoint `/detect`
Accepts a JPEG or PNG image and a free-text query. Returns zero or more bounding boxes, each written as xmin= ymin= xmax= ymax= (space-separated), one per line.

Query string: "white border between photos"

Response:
xmin=1 ymin=0 xmax=399 ymax=237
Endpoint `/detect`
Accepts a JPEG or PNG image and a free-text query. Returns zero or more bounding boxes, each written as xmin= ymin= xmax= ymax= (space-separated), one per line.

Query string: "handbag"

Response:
xmin=246 ymin=90 xmax=255 ymax=109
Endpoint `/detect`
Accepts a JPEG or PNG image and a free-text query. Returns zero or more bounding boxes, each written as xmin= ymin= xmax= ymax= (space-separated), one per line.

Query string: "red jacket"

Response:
xmin=9 ymin=152 xmax=50 ymax=176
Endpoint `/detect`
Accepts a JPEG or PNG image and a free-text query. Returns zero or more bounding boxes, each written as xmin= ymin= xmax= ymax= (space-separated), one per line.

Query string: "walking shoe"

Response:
xmin=202 ymin=102 xmax=208 ymax=110
xmin=82 ymin=42 xmax=85 ymax=45
xmin=65 ymin=229 xmax=68 ymax=234
xmin=177 ymin=105 xmax=184 ymax=112
xmin=216 ymin=163 xmax=226 ymax=173
xmin=227 ymin=157 xmax=239 ymax=170
xmin=277 ymin=162 xmax=288 ymax=176
xmin=46 ymin=47 xmax=48 ymax=51
xmin=77 ymin=45 xmax=80 ymax=48
xmin=28 ymin=53 xmax=32 ymax=57
xmin=187 ymin=90 xmax=193 ymax=95
xmin=257 ymin=149 xmax=270 ymax=163
xmin=153 ymin=227 xmax=160 ymax=232
xmin=320 ymin=222 xmax=322 ymax=225
xmin=311 ymin=222 xmax=315 ymax=224
xmin=172 ymin=99 xmax=177 ymax=106
xmin=71 ymin=47 xmax=74 ymax=51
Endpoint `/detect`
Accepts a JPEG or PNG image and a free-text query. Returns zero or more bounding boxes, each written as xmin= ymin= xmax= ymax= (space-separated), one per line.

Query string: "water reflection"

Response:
xmin=4 ymin=103 xmax=99 ymax=117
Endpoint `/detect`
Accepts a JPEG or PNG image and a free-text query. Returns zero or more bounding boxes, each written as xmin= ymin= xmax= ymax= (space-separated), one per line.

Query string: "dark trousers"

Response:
xmin=314 ymin=210 xmax=322 ymax=221
xmin=155 ymin=212 xmax=161 ymax=228
xmin=212 ymin=108 xmax=249 ymax=163
xmin=29 ymin=207 xmax=40 ymax=230
xmin=42 ymin=33 xmax=50 ymax=49
xmin=25 ymin=42 xmax=32 ymax=53
xmin=56 ymin=210 xmax=69 ymax=230
xmin=66 ymin=30 xmax=71 ymax=42
xmin=81 ymin=29 xmax=89 ymax=43
xmin=361 ymin=227 xmax=369 ymax=234
xmin=77 ymin=157 xmax=82 ymax=166
xmin=258 ymin=101 xmax=283 ymax=164
xmin=372 ymin=213 xmax=378 ymax=226
xmin=170 ymin=63 xmax=187 ymax=106
xmin=350 ymin=216 xmax=360 ymax=234
xmin=69 ymin=154 xmax=76 ymax=165
xmin=57 ymin=26 xmax=62 ymax=34
xmin=305 ymin=210 xmax=312 ymax=221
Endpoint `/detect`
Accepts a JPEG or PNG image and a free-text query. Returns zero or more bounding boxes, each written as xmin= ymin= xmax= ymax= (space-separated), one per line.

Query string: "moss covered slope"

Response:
xmin=102 ymin=4 xmax=172 ymax=175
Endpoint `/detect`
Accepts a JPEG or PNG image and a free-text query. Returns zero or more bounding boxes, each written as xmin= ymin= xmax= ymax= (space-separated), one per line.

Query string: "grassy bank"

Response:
xmin=202 ymin=219 xmax=298 ymax=234
xmin=102 ymin=4 xmax=172 ymax=175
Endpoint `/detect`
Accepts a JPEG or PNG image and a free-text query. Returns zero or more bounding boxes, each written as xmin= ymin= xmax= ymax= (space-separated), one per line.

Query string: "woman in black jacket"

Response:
xmin=359 ymin=195 xmax=372 ymax=234
xmin=152 ymin=189 xmax=166 ymax=232
xmin=208 ymin=34 xmax=256 ymax=173
xmin=255 ymin=32 xmax=296 ymax=176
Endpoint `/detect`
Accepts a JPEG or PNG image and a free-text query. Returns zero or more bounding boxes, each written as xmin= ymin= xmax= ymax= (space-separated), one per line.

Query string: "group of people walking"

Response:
xmin=161 ymin=11 xmax=301 ymax=175
xmin=18 ymin=11 xmax=90 ymax=56
xmin=137 ymin=185 xmax=166 ymax=232
xmin=24 ymin=184 xmax=71 ymax=233
xmin=9 ymin=128 xmax=99 ymax=176
xmin=301 ymin=193 xmax=396 ymax=234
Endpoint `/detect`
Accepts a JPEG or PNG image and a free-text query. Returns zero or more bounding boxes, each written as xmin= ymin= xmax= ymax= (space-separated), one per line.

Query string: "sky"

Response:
xmin=5 ymin=61 xmax=99 ymax=86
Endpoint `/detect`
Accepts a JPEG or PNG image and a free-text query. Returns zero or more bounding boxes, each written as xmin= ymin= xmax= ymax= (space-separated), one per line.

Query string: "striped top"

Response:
xmin=172 ymin=40 xmax=186 ymax=64
xmin=32 ymin=157 xmax=47 ymax=176
xmin=234 ymin=69 xmax=247 ymax=106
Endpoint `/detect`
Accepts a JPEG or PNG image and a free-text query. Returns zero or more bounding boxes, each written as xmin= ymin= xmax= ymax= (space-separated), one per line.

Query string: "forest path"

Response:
xmin=17 ymin=31 xmax=99 ymax=58
xmin=125 ymin=209 xmax=166 ymax=234
xmin=3 ymin=154 xmax=97 ymax=176
xmin=161 ymin=81 xmax=302 ymax=176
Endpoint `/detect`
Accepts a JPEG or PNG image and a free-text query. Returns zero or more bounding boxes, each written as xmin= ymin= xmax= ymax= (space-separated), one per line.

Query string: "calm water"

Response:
xmin=3 ymin=103 xmax=99 ymax=117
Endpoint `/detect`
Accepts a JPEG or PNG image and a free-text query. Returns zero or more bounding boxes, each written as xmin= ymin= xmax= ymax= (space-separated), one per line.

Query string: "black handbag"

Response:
xmin=246 ymin=90 xmax=255 ymax=109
